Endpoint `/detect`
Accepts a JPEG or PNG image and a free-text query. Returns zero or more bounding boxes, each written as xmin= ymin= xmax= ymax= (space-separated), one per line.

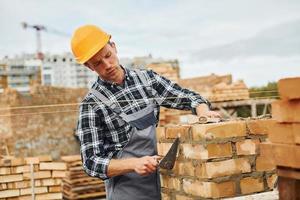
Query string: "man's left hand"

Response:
xmin=196 ymin=104 xmax=221 ymax=118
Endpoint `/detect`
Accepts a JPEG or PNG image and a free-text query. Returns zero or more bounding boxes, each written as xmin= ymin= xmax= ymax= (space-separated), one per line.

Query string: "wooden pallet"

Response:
xmin=61 ymin=155 xmax=106 ymax=200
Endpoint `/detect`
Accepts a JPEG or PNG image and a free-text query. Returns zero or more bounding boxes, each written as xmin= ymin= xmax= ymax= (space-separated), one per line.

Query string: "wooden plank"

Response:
xmin=272 ymin=100 xmax=300 ymax=122
xmin=40 ymin=162 xmax=67 ymax=170
xmin=0 ymin=189 xmax=19 ymax=198
xmin=278 ymin=167 xmax=300 ymax=180
xmin=0 ymin=167 xmax=11 ymax=175
xmin=23 ymin=171 xmax=51 ymax=180
xmin=52 ymin=170 xmax=66 ymax=178
xmin=278 ymin=176 xmax=300 ymax=200
xmin=0 ymin=174 xmax=23 ymax=183
xmin=270 ymin=143 xmax=300 ymax=169
xmin=0 ymin=158 xmax=24 ymax=167
xmin=61 ymin=155 xmax=81 ymax=162
xmin=278 ymin=77 xmax=300 ymax=100
xmin=35 ymin=192 xmax=62 ymax=200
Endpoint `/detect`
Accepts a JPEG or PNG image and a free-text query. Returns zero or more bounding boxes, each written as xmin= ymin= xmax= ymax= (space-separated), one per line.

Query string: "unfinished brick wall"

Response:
xmin=156 ymin=119 xmax=277 ymax=199
xmin=0 ymin=156 xmax=66 ymax=199
xmin=0 ymin=86 xmax=88 ymax=159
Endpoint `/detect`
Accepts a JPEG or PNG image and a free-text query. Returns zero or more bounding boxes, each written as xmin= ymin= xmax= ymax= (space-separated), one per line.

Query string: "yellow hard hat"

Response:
xmin=71 ymin=25 xmax=111 ymax=64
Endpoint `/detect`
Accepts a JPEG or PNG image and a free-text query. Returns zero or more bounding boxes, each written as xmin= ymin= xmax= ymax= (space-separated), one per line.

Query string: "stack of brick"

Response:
xmin=147 ymin=63 xmax=180 ymax=83
xmin=262 ymin=77 xmax=300 ymax=199
xmin=0 ymin=155 xmax=66 ymax=200
xmin=156 ymin=119 xmax=277 ymax=199
xmin=179 ymin=74 xmax=249 ymax=102
xmin=209 ymin=80 xmax=250 ymax=102
xmin=61 ymin=155 xmax=106 ymax=199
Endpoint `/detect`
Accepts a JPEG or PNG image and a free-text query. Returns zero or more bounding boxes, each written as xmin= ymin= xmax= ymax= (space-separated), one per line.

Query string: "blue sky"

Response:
xmin=1 ymin=0 xmax=300 ymax=86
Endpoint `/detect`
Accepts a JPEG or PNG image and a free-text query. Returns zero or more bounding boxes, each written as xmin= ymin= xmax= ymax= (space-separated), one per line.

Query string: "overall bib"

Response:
xmin=90 ymin=70 xmax=163 ymax=200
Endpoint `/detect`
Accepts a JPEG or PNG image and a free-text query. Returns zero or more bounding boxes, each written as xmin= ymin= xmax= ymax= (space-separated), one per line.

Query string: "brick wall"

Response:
xmin=157 ymin=119 xmax=277 ymax=199
xmin=0 ymin=86 xmax=87 ymax=159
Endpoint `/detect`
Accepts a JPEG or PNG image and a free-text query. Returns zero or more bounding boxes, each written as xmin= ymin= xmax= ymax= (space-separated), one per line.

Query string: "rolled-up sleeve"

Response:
xmin=76 ymin=102 xmax=112 ymax=180
xmin=149 ymin=70 xmax=211 ymax=113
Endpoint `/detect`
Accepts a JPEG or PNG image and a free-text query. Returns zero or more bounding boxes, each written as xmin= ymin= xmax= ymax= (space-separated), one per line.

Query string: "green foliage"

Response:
xmin=249 ymin=82 xmax=279 ymax=98
xmin=236 ymin=81 xmax=279 ymax=117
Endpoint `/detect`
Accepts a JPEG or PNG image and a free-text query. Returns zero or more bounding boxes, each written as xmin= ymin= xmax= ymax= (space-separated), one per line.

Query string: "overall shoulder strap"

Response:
xmin=134 ymin=69 xmax=163 ymax=105
xmin=89 ymin=88 xmax=121 ymax=113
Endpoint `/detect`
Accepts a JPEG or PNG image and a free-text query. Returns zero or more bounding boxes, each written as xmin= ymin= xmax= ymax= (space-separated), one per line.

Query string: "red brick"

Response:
xmin=268 ymin=123 xmax=300 ymax=144
xmin=168 ymin=177 xmax=181 ymax=191
xmin=156 ymin=127 xmax=165 ymax=141
xmin=161 ymin=192 xmax=171 ymax=200
xmin=267 ymin=174 xmax=278 ymax=189
xmin=196 ymin=158 xmax=251 ymax=178
xmin=278 ymin=77 xmax=300 ymax=100
xmin=236 ymin=139 xmax=260 ymax=155
xmin=240 ymin=177 xmax=264 ymax=194
xmin=157 ymin=143 xmax=172 ymax=156
xmin=175 ymin=195 xmax=193 ymax=200
xmin=182 ymin=179 xmax=235 ymax=198
xmin=247 ymin=119 xmax=276 ymax=135
xmin=192 ymin=121 xmax=246 ymax=141
xmin=173 ymin=161 xmax=195 ymax=176
xmin=207 ymin=143 xmax=232 ymax=159
xmin=272 ymin=100 xmax=300 ymax=122
xmin=181 ymin=143 xmax=232 ymax=160
xmin=256 ymin=143 xmax=276 ymax=171
xmin=166 ymin=125 xmax=191 ymax=140
xmin=181 ymin=144 xmax=207 ymax=159
xmin=160 ymin=175 xmax=169 ymax=188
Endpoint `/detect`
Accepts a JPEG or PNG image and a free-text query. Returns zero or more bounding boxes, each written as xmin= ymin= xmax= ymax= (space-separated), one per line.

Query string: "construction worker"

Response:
xmin=71 ymin=25 xmax=220 ymax=200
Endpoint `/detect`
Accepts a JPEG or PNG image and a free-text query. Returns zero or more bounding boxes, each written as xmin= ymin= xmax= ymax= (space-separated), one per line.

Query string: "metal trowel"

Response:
xmin=159 ymin=137 xmax=180 ymax=170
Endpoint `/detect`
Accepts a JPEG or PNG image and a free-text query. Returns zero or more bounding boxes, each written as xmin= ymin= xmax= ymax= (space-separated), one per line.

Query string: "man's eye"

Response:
xmin=106 ymin=53 xmax=111 ymax=58
xmin=94 ymin=61 xmax=102 ymax=66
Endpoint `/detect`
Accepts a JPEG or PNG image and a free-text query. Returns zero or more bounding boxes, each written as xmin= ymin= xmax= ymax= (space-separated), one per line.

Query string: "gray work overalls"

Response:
xmin=90 ymin=70 xmax=163 ymax=200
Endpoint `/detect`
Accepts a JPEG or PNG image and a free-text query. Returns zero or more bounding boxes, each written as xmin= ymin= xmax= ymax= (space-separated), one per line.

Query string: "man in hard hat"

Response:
xmin=71 ymin=25 xmax=220 ymax=200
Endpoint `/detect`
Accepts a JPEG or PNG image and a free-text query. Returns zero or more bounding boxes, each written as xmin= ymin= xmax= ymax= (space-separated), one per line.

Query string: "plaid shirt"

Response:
xmin=76 ymin=67 xmax=210 ymax=180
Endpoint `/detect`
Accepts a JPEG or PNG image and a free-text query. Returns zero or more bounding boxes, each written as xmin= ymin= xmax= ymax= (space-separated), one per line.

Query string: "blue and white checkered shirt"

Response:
xmin=76 ymin=67 xmax=210 ymax=180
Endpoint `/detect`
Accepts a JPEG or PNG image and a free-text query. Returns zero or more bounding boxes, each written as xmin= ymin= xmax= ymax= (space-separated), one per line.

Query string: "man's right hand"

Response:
xmin=107 ymin=155 xmax=161 ymax=178
xmin=133 ymin=155 xmax=161 ymax=176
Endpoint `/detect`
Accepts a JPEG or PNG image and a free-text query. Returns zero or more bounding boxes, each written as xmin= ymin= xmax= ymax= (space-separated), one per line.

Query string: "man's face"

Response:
xmin=85 ymin=42 xmax=121 ymax=82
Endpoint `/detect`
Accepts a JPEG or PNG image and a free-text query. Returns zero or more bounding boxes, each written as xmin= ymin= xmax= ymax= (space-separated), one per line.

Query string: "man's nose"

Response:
xmin=102 ymin=59 xmax=111 ymax=69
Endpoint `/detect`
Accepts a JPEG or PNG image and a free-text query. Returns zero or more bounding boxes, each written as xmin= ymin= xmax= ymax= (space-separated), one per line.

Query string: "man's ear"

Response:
xmin=84 ymin=63 xmax=94 ymax=71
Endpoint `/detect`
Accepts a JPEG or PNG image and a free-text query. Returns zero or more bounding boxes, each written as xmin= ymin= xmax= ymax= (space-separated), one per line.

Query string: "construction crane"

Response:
xmin=21 ymin=22 xmax=46 ymax=60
